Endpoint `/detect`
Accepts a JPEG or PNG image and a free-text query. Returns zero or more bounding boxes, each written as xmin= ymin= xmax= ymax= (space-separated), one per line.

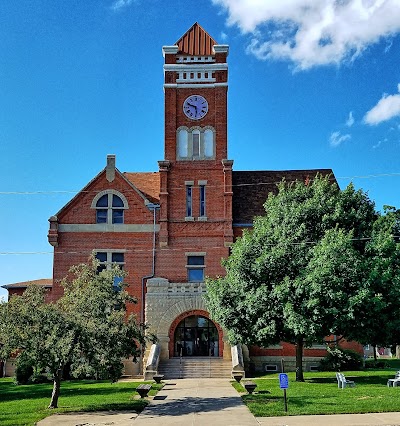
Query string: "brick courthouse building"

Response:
xmin=6 ymin=24 xmax=362 ymax=377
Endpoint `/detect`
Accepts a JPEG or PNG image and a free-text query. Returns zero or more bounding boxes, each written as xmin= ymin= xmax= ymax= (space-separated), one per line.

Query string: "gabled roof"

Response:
xmin=232 ymin=169 xmax=336 ymax=225
xmin=124 ymin=172 xmax=160 ymax=204
xmin=2 ymin=278 xmax=53 ymax=290
xmin=54 ymin=167 xmax=153 ymax=218
xmin=175 ymin=22 xmax=217 ymax=56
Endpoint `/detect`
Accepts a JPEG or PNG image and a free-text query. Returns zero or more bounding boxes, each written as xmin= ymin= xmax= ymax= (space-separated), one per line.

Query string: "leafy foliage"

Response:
xmin=205 ymin=175 xmax=395 ymax=381
xmin=0 ymin=257 xmax=149 ymax=408
xmin=318 ymin=346 xmax=363 ymax=371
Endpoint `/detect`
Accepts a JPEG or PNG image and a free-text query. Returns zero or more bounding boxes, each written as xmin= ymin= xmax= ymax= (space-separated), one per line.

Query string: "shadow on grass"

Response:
xmin=0 ymin=380 xmax=147 ymax=403
xmin=307 ymin=375 xmax=391 ymax=386
xmin=243 ymin=394 xmax=280 ymax=404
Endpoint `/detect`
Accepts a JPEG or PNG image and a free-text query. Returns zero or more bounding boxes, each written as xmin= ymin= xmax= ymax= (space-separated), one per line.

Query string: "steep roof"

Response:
xmin=124 ymin=172 xmax=160 ymax=204
xmin=2 ymin=278 xmax=53 ymax=289
xmin=232 ymin=169 xmax=336 ymax=225
xmin=175 ymin=22 xmax=217 ymax=56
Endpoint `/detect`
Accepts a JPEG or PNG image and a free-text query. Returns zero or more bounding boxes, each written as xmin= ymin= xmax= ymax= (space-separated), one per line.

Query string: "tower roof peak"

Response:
xmin=175 ymin=22 xmax=217 ymax=56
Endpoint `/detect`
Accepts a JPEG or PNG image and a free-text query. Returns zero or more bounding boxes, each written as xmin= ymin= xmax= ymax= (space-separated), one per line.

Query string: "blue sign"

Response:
xmin=279 ymin=373 xmax=289 ymax=389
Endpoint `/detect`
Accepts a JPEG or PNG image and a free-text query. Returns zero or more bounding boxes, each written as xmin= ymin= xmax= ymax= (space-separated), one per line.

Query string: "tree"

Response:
xmin=0 ymin=258 xmax=148 ymax=408
xmin=205 ymin=175 xmax=379 ymax=381
xmin=344 ymin=207 xmax=400 ymax=355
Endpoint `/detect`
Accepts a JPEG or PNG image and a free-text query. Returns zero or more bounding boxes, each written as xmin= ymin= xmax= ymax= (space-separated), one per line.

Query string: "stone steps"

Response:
xmin=158 ymin=357 xmax=232 ymax=379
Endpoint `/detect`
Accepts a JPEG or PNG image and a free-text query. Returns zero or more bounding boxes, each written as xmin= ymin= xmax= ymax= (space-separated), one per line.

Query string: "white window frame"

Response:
xmin=185 ymin=181 xmax=194 ymax=220
xmin=176 ymin=126 xmax=215 ymax=160
xmin=91 ymin=190 xmax=128 ymax=224
xmin=198 ymin=180 xmax=207 ymax=220
xmin=95 ymin=250 xmax=126 ymax=288
xmin=185 ymin=252 xmax=206 ymax=282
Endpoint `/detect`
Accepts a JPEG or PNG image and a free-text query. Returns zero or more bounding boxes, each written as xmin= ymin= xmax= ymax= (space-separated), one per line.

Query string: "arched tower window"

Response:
xmin=204 ymin=129 xmax=214 ymax=158
xmin=91 ymin=190 xmax=128 ymax=224
xmin=176 ymin=126 xmax=215 ymax=160
xmin=177 ymin=128 xmax=189 ymax=157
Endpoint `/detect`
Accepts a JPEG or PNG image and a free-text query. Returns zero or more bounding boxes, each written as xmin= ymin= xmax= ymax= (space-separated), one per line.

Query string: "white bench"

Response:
xmin=387 ymin=371 xmax=400 ymax=387
xmin=336 ymin=372 xmax=355 ymax=389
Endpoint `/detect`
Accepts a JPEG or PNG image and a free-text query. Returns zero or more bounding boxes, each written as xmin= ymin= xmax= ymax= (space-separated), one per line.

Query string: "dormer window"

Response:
xmin=91 ymin=190 xmax=128 ymax=224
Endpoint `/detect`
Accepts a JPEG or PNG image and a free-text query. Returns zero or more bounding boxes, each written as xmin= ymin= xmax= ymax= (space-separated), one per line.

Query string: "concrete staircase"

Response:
xmin=158 ymin=357 xmax=232 ymax=379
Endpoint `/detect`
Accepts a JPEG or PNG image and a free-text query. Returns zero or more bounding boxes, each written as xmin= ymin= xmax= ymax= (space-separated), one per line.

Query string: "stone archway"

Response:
xmin=145 ymin=277 xmax=228 ymax=360
xmin=168 ymin=310 xmax=223 ymax=358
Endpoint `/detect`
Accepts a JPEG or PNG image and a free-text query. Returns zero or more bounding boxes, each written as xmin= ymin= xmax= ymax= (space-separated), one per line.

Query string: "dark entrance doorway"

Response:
xmin=174 ymin=315 xmax=219 ymax=357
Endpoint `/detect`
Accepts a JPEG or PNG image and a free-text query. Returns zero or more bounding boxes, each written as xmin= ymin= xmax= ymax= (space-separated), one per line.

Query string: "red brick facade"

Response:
xmin=3 ymin=23 xmax=363 ymax=373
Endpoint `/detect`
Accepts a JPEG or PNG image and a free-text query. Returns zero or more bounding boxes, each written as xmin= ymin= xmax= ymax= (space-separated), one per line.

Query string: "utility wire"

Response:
xmin=1 ymin=236 xmax=399 ymax=255
xmin=0 ymin=172 xmax=399 ymax=195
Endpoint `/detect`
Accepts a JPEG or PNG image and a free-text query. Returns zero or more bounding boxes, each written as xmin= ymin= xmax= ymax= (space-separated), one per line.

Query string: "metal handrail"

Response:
xmin=179 ymin=348 xmax=183 ymax=379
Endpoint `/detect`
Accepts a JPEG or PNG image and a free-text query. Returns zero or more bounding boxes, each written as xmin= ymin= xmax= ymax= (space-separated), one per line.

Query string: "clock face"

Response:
xmin=183 ymin=95 xmax=208 ymax=120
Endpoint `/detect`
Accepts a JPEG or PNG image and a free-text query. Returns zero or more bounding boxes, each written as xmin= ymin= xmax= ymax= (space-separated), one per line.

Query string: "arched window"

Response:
xmin=176 ymin=127 xmax=215 ymax=160
xmin=177 ymin=128 xmax=189 ymax=157
xmin=204 ymin=129 xmax=214 ymax=158
xmin=92 ymin=191 xmax=128 ymax=224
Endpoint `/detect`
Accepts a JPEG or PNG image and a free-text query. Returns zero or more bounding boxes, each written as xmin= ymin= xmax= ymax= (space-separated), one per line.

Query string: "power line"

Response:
xmin=0 ymin=172 xmax=399 ymax=195
xmin=1 ymin=235 xmax=398 ymax=256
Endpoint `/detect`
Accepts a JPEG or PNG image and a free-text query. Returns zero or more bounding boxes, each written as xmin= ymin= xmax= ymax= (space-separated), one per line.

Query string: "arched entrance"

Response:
xmin=168 ymin=310 xmax=224 ymax=358
xmin=173 ymin=315 xmax=219 ymax=357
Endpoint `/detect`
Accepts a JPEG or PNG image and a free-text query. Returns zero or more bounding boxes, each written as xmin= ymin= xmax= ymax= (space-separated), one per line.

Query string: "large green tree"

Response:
xmin=345 ymin=207 xmax=400 ymax=355
xmin=0 ymin=258 xmax=147 ymax=408
xmin=205 ymin=175 xmax=381 ymax=381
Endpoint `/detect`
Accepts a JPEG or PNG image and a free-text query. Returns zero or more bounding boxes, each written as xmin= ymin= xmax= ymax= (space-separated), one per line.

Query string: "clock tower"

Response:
xmin=158 ymin=22 xmax=233 ymax=253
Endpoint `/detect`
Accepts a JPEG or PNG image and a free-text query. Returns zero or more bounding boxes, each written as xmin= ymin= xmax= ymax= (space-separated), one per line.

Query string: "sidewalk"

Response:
xmin=37 ymin=378 xmax=400 ymax=426
xmin=133 ymin=378 xmax=258 ymax=425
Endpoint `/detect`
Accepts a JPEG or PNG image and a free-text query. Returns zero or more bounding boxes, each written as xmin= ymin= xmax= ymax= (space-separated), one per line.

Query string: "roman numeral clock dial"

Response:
xmin=183 ymin=95 xmax=208 ymax=120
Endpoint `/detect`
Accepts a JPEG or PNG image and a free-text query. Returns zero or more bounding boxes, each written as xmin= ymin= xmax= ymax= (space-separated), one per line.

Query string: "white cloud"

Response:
xmin=329 ymin=131 xmax=351 ymax=147
xmin=346 ymin=111 xmax=354 ymax=127
xmin=373 ymin=137 xmax=388 ymax=148
xmin=384 ymin=38 xmax=393 ymax=53
xmin=212 ymin=0 xmax=400 ymax=70
xmin=111 ymin=0 xmax=134 ymax=11
xmin=220 ymin=32 xmax=228 ymax=42
xmin=364 ymin=84 xmax=400 ymax=125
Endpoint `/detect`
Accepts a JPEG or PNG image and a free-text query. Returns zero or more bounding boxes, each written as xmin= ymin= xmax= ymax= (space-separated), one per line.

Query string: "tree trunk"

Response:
xmin=48 ymin=368 xmax=62 ymax=409
xmin=373 ymin=345 xmax=377 ymax=361
xmin=295 ymin=337 xmax=304 ymax=382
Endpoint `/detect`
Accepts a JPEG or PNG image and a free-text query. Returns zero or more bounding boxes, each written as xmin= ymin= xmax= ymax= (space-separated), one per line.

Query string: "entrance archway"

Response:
xmin=168 ymin=310 xmax=223 ymax=357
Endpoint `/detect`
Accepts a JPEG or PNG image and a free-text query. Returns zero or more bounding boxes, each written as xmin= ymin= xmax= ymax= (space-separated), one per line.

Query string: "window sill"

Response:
xmin=185 ymin=217 xmax=195 ymax=221
xmin=197 ymin=217 xmax=208 ymax=221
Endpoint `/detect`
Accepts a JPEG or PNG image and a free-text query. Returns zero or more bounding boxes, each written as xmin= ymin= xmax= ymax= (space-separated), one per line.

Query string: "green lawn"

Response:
xmin=0 ymin=378 xmax=162 ymax=426
xmin=234 ymin=369 xmax=400 ymax=417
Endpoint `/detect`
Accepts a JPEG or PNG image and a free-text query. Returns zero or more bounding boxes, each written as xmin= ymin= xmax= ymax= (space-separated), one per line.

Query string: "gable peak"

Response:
xmin=175 ymin=22 xmax=217 ymax=56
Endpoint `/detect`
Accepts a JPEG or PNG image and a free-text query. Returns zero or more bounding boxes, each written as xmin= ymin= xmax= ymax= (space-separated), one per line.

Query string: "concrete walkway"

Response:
xmin=37 ymin=378 xmax=400 ymax=426
xmin=133 ymin=378 xmax=257 ymax=425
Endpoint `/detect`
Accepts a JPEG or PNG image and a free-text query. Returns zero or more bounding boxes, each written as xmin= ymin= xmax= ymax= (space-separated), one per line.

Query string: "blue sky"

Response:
xmin=1 ymin=0 xmax=400 ymax=300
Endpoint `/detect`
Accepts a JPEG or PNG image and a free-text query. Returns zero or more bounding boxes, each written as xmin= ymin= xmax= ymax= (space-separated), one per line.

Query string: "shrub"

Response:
xmin=14 ymin=353 xmax=34 ymax=385
xmin=319 ymin=346 xmax=363 ymax=371
xmin=364 ymin=359 xmax=388 ymax=369
xmin=29 ymin=371 xmax=50 ymax=384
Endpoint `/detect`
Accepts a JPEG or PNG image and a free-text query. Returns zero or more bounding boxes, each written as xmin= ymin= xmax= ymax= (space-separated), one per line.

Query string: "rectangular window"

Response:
xmin=112 ymin=210 xmax=123 ymax=224
xmin=199 ymin=185 xmax=206 ymax=217
xmin=95 ymin=251 xmax=125 ymax=288
xmin=186 ymin=185 xmax=193 ymax=217
xmin=192 ymin=133 xmax=200 ymax=157
xmin=96 ymin=210 xmax=107 ymax=223
xmin=187 ymin=255 xmax=205 ymax=282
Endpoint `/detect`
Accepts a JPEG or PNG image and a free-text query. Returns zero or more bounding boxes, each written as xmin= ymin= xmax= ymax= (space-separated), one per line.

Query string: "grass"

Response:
xmin=234 ymin=369 xmax=400 ymax=417
xmin=0 ymin=378 xmax=162 ymax=426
